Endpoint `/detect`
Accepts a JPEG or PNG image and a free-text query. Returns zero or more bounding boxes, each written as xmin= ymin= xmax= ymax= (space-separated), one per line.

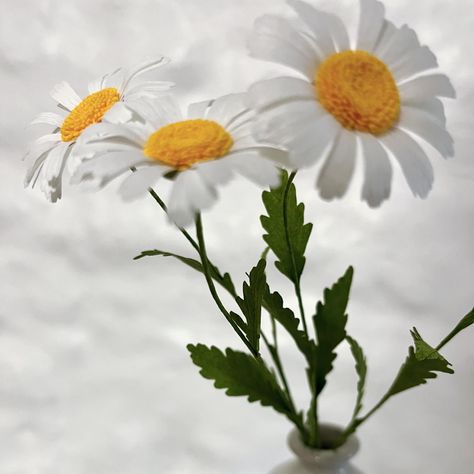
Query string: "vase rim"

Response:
xmin=288 ymin=423 xmax=359 ymax=468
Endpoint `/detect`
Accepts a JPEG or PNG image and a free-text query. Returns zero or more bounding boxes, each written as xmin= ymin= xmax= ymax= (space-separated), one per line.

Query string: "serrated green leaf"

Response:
xmin=346 ymin=335 xmax=367 ymax=421
xmin=313 ymin=266 xmax=354 ymax=394
xmin=134 ymin=249 xmax=236 ymax=297
xmin=236 ymin=260 xmax=267 ymax=352
xmin=187 ymin=343 xmax=294 ymax=421
xmin=388 ymin=328 xmax=454 ymax=396
xmin=263 ymin=287 xmax=314 ymax=365
xmin=260 ymin=170 xmax=313 ymax=283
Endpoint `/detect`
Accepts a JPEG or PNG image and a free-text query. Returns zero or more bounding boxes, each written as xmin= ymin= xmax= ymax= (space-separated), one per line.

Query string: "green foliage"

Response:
xmin=388 ymin=328 xmax=454 ymax=396
xmin=346 ymin=335 xmax=367 ymax=420
xmin=313 ymin=267 xmax=354 ymax=394
xmin=235 ymin=260 xmax=267 ymax=353
xmin=260 ymin=171 xmax=312 ymax=283
xmin=263 ymin=287 xmax=314 ymax=365
xmin=187 ymin=343 xmax=295 ymax=422
xmin=134 ymin=249 xmax=236 ymax=297
xmin=436 ymin=307 xmax=474 ymax=350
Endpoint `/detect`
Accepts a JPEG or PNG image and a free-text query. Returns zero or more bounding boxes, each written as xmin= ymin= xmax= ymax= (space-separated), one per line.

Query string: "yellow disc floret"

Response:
xmin=316 ymin=50 xmax=400 ymax=135
xmin=60 ymin=88 xmax=120 ymax=142
xmin=143 ymin=119 xmax=234 ymax=170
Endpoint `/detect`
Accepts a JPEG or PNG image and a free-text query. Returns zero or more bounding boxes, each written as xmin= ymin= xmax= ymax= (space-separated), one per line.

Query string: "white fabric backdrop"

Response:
xmin=0 ymin=0 xmax=473 ymax=472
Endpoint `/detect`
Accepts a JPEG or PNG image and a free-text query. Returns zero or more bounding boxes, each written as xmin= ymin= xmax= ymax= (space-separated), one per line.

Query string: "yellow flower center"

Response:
xmin=315 ymin=50 xmax=400 ymax=135
xmin=60 ymin=88 xmax=120 ymax=142
xmin=143 ymin=119 xmax=234 ymax=170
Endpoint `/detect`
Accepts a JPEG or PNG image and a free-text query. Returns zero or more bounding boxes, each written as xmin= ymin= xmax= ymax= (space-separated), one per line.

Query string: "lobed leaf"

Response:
xmin=134 ymin=249 xmax=236 ymax=297
xmin=187 ymin=343 xmax=294 ymax=421
xmin=388 ymin=328 xmax=454 ymax=396
xmin=236 ymin=260 xmax=267 ymax=352
xmin=260 ymin=170 xmax=312 ymax=284
xmin=313 ymin=266 xmax=354 ymax=394
xmin=346 ymin=335 xmax=367 ymax=421
xmin=263 ymin=287 xmax=314 ymax=365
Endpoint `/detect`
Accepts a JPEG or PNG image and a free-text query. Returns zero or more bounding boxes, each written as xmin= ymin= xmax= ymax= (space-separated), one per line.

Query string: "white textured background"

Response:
xmin=1 ymin=0 xmax=473 ymax=473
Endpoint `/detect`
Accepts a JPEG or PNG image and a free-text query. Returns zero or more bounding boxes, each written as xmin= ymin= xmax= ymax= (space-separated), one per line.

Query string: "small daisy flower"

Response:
xmin=72 ymin=94 xmax=287 ymax=227
xmin=24 ymin=57 xmax=173 ymax=202
xmin=248 ymin=0 xmax=456 ymax=206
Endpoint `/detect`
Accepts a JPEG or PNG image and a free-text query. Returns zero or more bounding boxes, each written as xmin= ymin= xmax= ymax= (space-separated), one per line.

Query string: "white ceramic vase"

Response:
xmin=269 ymin=424 xmax=362 ymax=474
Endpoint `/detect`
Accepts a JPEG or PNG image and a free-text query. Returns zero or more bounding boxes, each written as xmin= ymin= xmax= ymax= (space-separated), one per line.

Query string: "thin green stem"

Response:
xmin=148 ymin=188 xmax=199 ymax=253
xmin=282 ymin=171 xmax=309 ymax=337
xmin=195 ymin=213 xmax=259 ymax=358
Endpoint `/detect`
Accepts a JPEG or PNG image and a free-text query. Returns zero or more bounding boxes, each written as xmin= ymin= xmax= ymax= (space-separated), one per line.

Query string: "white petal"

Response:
xmin=380 ymin=128 xmax=433 ymax=198
xmin=247 ymin=77 xmax=314 ymax=112
xmin=227 ymin=152 xmax=281 ymax=188
xmin=402 ymin=98 xmax=446 ymax=126
xmin=72 ymin=151 xmax=146 ymax=186
xmin=373 ymin=20 xmax=397 ymax=54
xmin=129 ymin=96 xmax=181 ymax=129
xmin=24 ymin=142 xmax=58 ymax=186
xmin=102 ymin=102 xmax=134 ymax=124
xmin=120 ymin=57 xmax=171 ymax=95
xmin=398 ymin=106 xmax=454 ymax=158
xmin=286 ymin=113 xmax=340 ymax=168
xmin=377 ymin=25 xmax=420 ymax=69
xmin=317 ymin=129 xmax=357 ymax=200
xmin=168 ymin=171 xmax=217 ymax=227
xmin=119 ymin=166 xmax=168 ymax=200
xmin=249 ymin=14 xmax=317 ymax=79
xmin=359 ymin=133 xmax=392 ymax=207
xmin=392 ymin=46 xmax=438 ymax=82
xmin=123 ymin=80 xmax=174 ymax=100
xmin=196 ymin=158 xmax=235 ymax=187
xmin=288 ymin=0 xmax=343 ymax=56
xmin=357 ymin=0 xmax=386 ymax=52
xmin=30 ymin=112 xmax=64 ymax=127
xmin=398 ymin=74 xmax=456 ymax=100
xmin=187 ymin=100 xmax=212 ymax=119
xmin=25 ymin=134 xmax=62 ymax=160
xmin=50 ymin=82 xmax=81 ymax=111
xmin=205 ymin=93 xmax=249 ymax=129
xmin=252 ymin=99 xmax=324 ymax=146
xmin=79 ymin=122 xmax=146 ymax=147
xmin=41 ymin=142 xmax=70 ymax=202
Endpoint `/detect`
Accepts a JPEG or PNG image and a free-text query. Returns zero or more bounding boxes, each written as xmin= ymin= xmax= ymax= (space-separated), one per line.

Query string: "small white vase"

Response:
xmin=269 ymin=424 xmax=362 ymax=474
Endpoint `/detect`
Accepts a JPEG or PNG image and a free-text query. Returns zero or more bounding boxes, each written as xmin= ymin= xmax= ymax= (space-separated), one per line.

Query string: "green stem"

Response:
xmin=195 ymin=213 xmax=259 ymax=358
xmin=283 ymin=172 xmax=318 ymax=447
xmin=148 ymin=188 xmax=200 ymax=253
xmin=283 ymin=172 xmax=309 ymax=337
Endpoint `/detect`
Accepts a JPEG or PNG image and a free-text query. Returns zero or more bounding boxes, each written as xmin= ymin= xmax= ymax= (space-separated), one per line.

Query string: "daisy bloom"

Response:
xmin=248 ymin=0 xmax=456 ymax=206
xmin=72 ymin=94 xmax=287 ymax=227
xmin=24 ymin=57 xmax=173 ymax=202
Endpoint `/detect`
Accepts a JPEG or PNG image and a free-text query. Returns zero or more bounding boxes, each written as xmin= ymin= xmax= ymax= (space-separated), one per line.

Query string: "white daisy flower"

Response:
xmin=72 ymin=93 xmax=287 ymax=227
xmin=24 ymin=57 xmax=173 ymax=202
xmin=248 ymin=0 xmax=456 ymax=206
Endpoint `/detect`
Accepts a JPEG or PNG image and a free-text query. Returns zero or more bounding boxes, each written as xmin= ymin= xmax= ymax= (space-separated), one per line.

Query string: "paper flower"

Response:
xmin=24 ymin=58 xmax=173 ymax=202
xmin=73 ymin=94 xmax=287 ymax=227
xmin=248 ymin=0 xmax=456 ymax=206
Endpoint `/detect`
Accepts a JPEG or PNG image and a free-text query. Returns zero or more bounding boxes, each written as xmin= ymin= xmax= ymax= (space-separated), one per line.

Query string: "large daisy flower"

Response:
xmin=248 ymin=0 xmax=456 ymax=206
xmin=72 ymin=94 xmax=286 ymax=227
xmin=24 ymin=58 xmax=173 ymax=202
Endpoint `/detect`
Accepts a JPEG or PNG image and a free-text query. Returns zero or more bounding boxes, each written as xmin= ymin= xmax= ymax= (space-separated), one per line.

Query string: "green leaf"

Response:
xmin=187 ymin=343 xmax=294 ymax=421
xmin=388 ymin=328 xmax=454 ymax=396
xmin=346 ymin=335 xmax=367 ymax=421
xmin=263 ymin=287 xmax=314 ymax=366
xmin=436 ymin=307 xmax=474 ymax=351
xmin=313 ymin=266 xmax=354 ymax=394
xmin=236 ymin=260 xmax=267 ymax=352
xmin=260 ymin=170 xmax=313 ymax=283
xmin=134 ymin=249 xmax=236 ymax=297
